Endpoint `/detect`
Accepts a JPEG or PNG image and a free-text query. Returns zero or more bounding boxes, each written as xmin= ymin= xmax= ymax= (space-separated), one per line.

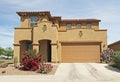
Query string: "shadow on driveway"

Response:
xmin=105 ymin=65 xmax=120 ymax=72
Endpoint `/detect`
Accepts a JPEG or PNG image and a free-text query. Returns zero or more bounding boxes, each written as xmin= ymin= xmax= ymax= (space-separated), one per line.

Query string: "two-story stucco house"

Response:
xmin=14 ymin=11 xmax=107 ymax=63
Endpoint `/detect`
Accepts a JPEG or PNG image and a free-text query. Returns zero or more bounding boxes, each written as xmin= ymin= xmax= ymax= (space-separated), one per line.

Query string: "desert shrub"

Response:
xmin=37 ymin=61 xmax=53 ymax=74
xmin=100 ymin=48 xmax=114 ymax=63
xmin=112 ymin=51 xmax=120 ymax=69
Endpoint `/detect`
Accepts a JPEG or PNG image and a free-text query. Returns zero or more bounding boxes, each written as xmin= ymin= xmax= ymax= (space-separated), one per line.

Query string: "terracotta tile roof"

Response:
xmin=16 ymin=11 xmax=51 ymax=17
xmin=16 ymin=11 xmax=100 ymax=23
xmin=61 ymin=19 xmax=100 ymax=23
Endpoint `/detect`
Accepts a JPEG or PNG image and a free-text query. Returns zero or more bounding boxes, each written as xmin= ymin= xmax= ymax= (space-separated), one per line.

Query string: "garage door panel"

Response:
xmin=61 ymin=43 xmax=100 ymax=62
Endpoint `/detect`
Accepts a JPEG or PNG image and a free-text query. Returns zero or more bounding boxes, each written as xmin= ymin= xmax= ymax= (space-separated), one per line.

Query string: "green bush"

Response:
xmin=113 ymin=51 xmax=120 ymax=69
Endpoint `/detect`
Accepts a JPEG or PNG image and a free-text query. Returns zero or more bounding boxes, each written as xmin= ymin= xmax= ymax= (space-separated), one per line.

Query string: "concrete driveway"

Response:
xmin=0 ymin=63 xmax=120 ymax=82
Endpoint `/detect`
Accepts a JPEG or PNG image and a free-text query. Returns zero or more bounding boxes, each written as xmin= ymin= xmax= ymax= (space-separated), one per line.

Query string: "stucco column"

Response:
xmin=33 ymin=44 xmax=39 ymax=53
xmin=51 ymin=43 xmax=58 ymax=63
xmin=14 ymin=44 xmax=20 ymax=63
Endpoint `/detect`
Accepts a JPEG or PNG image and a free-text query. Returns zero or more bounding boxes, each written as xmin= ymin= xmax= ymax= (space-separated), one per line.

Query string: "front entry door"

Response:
xmin=39 ymin=40 xmax=51 ymax=62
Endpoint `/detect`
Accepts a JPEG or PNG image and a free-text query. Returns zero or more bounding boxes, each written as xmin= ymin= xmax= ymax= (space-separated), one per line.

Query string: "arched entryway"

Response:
xmin=19 ymin=40 xmax=32 ymax=62
xmin=39 ymin=40 xmax=51 ymax=62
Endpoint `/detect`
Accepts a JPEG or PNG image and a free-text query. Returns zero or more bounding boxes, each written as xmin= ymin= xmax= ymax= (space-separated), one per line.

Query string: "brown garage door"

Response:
xmin=61 ymin=42 xmax=101 ymax=62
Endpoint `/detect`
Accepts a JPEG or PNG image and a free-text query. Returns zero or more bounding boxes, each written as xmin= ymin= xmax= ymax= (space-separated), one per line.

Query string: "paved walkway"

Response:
xmin=0 ymin=63 xmax=120 ymax=82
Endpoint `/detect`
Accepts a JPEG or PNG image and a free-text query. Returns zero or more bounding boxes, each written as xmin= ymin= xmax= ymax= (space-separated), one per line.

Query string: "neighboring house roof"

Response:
xmin=108 ymin=40 xmax=120 ymax=51
xmin=108 ymin=40 xmax=120 ymax=47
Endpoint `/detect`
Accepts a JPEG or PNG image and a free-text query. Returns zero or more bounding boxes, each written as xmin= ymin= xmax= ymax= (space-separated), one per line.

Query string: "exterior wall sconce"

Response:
xmin=42 ymin=25 xmax=47 ymax=32
xmin=79 ymin=31 xmax=83 ymax=37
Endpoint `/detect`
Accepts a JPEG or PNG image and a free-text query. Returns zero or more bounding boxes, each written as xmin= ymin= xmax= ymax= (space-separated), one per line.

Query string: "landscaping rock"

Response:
xmin=1 ymin=71 xmax=6 ymax=74
xmin=0 ymin=63 xmax=8 ymax=68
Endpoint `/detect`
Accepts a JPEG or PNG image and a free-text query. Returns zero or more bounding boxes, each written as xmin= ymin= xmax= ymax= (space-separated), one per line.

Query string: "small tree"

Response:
xmin=0 ymin=47 xmax=4 ymax=56
xmin=4 ymin=47 xmax=13 ymax=59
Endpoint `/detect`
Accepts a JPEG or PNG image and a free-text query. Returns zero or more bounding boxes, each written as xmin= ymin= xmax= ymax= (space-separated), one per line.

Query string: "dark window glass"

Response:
xmin=76 ymin=24 xmax=81 ymax=28
xmin=86 ymin=24 xmax=91 ymax=28
xmin=27 ymin=44 xmax=32 ymax=50
xmin=30 ymin=16 xmax=38 ymax=27
xmin=67 ymin=24 xmax=72 ymax=29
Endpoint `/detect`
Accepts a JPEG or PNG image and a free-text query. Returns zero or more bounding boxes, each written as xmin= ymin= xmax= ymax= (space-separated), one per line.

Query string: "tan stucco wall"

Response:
xmin=33 ymin=21 xmax=58 ymax=44
xmin=20 ymin=16 xmax=30 ymax=28
xmin=14 ymin=28 xmax=32 ymax=44
xmin=14 ymin=45 xmax=20 ymax=62
xmin=51 ymin=44 xmax=58 ymax=62
xmin=58 ymin=29 xmax=107 ymax=50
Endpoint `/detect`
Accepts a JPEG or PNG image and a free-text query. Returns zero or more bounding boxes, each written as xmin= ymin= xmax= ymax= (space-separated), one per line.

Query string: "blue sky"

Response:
xmin=0 ymin=0 xmax=120 ymax=48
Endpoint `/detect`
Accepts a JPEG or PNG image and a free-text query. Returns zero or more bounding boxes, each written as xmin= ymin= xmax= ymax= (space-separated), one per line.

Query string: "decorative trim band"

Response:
xmin=13 ymin=44 xmax=20 ymax=46
xmin=51 ymin=43 xmax=57 ymax=45
xmin=59 ymin=41 xmax=102 ymax=43
xmin=15 ymin=28 xmax=32 ymax=29
xmin=32 ymin=44 xmax=39 ymax=46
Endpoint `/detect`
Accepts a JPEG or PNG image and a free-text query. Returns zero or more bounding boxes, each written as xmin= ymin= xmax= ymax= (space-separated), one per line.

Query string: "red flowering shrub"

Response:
xmin=20 ymin=50 xmax=42 ymax=71
xmin=20 ymin=50 xmax=53 ymax=73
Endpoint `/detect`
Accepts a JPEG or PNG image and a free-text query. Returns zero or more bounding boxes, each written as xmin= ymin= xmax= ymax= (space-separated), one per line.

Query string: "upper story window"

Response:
xmin=30 ymin=16 xmax=38 ymax=27
xmin=67 ymin=24 xmax=72 ymax=29
xmin=76 ymin=24 xmax=81 ymax=28
xmin=86 ymin=23 xmax=92 ymax=28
